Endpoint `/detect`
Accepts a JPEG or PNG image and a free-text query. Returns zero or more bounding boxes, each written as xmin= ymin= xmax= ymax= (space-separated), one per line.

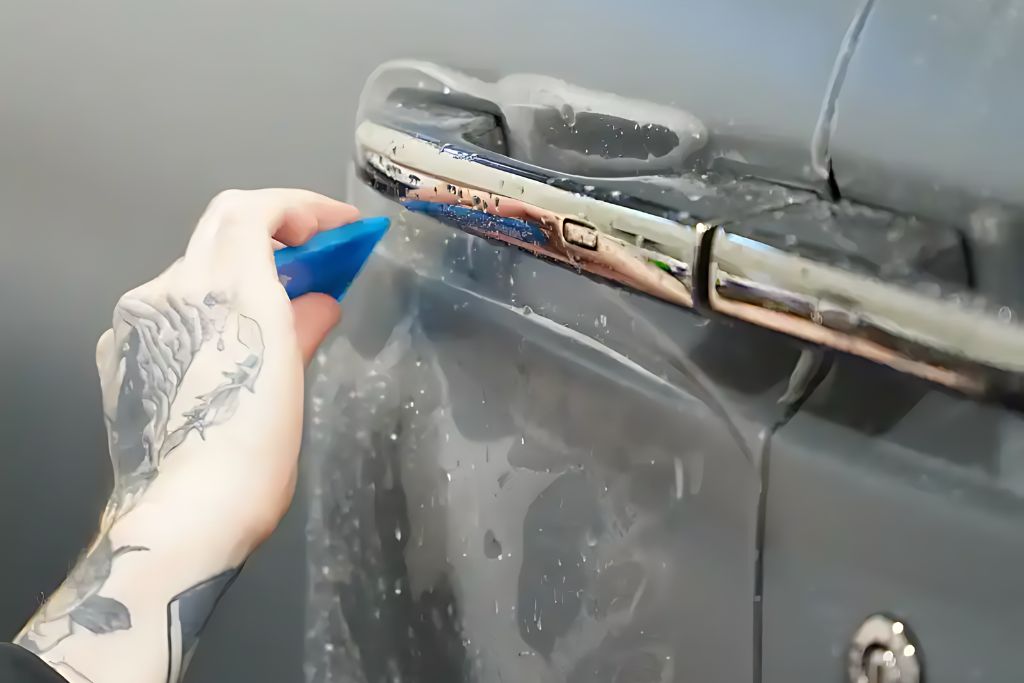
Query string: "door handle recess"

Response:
xmin=355 ymin=99 xmax=1024 ymax=404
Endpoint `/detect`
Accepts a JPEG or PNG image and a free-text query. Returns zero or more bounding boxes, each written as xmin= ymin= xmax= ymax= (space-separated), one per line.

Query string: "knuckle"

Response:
xmin=206 ymin=189 xmax=250 ymax=220
xmin=95 ymin=329 xmax=117 ymax=372
xmin=114 ymin=285 xmax=145 ymax=312
xmin=212 ymin=188 xmax=246 ymax=205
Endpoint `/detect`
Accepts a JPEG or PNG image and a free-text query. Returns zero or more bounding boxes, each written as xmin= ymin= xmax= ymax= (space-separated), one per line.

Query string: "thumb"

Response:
xmin=291 ymin=293 xmax=342 ymax=366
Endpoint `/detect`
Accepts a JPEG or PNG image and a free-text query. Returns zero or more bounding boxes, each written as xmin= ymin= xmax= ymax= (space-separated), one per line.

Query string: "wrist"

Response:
xmin=107 ymin=443 xmax=294 ymax=564
xmin=20 ymin=501 xmax=247 ymax=683
xmin=109 ymin=498 xmax=258 ymax=578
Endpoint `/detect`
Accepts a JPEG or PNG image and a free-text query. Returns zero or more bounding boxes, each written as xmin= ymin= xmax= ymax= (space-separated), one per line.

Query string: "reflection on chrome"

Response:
xmin=358 ymin=121 xmax=695 ymax=309
xmin=708 ymin=229 xmax=1024 ymax=396
xmin=355 ymin=119 xmax=1024 ymax=404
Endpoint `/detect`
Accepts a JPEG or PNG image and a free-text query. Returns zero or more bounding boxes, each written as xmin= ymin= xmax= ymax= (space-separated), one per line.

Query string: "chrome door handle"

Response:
xmin=355 ymin=89 xmax=1024 ymax=403
xmin=358 ymin=117 xmax=696 ymax=309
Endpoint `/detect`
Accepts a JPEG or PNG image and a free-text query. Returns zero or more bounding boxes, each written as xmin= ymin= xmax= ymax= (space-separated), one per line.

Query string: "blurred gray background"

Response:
xmin=0 ymin=3 xmax=382 ymax=680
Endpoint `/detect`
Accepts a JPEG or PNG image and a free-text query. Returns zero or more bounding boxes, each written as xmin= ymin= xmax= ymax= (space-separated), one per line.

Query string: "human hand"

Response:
xmin=95 ymin=189 xmax=359 ymax=559
xmin=16 ymin=189 xmax=361 ymax=681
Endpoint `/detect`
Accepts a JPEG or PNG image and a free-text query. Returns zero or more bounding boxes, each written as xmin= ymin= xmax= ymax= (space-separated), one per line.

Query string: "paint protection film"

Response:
xmin=300 ymin=171 xmax=806 ymax=682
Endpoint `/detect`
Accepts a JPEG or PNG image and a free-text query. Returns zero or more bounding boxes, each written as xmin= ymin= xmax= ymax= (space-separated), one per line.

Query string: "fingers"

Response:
xmin=275 ymin=198 xmax=361 ymax=246
xmin=290 ymin=293 xmax=342 ymax=366
xmin=185 ymin=189 xmax=360 ymax=283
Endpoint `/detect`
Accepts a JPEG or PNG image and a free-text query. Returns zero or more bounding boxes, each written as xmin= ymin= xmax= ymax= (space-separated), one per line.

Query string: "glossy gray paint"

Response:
xmin=828 ymin=0 xmax=1024 ymax=221
xmin=764 ymin=360 xmax=1024 ymax=682
xmin=828 ymin=0 xmax=1024 ymax=306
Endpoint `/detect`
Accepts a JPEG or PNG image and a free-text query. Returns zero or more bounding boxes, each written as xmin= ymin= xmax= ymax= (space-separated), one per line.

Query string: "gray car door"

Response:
xmin=303 ymin=60 xmax=806 ymax=682
xmin=302 ymin=2 xmax=1024 ymax=681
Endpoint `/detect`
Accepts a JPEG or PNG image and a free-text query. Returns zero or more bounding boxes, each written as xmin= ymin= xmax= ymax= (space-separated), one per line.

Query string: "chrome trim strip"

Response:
xmin=708 ymin=229 xmax=1023 ymax=395
xmin=357 ymin=120 xmax=696 ymax=309
xmin=355 ymin=118 xmax=1024 ymax=402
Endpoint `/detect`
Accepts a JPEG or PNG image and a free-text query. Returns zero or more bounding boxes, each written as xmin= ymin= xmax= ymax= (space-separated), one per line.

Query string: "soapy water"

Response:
xmin=303 ymin=195 xmax=785 ymax=682
xmin=305 ymin=294 xmax=695 ymax=683
xmin=358 ymin=60 xmax=708 ymax=179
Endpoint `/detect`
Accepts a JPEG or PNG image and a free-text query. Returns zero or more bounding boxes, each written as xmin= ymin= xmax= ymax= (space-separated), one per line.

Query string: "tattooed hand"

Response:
xmin=17 ymin=190 xmax=361 ymax=683
xmin=93 ymin=189 xmax=358 ymax=544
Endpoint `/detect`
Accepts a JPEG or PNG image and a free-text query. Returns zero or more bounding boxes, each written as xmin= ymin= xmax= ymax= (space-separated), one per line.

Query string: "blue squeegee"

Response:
xmin=273 ymin=216 xmax=391 ymax=300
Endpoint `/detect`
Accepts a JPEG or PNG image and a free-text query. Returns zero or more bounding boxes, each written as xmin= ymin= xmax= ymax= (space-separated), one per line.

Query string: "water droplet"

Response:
xmin=484 ymin=529 xmax=503 ymax=558
xmin=559 ymin=104 xmax=576 ymax=126
xmin=674 ymin=456 xmax=684 ymax=500
xmin=395 ymin=527 xmax=403 ymax=541
xmin=390 ymin=432 xmax=398 ymax=441
xmin=442 ymin=85 xmax=452 ymax=94
xmin=999 ymin=306 xmax=1014 ymax=323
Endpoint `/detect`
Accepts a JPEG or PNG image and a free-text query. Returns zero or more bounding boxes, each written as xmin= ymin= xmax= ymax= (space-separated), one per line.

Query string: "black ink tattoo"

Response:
xmin=18 ymin=290 xmax=264 ymax=655
xmin=104 ymin=293 xmax=264 ymax=525
xmin=18 ymin=536 xmax=149 ymax=654
xmin=165 ymin=568 xmax=241 ymax=683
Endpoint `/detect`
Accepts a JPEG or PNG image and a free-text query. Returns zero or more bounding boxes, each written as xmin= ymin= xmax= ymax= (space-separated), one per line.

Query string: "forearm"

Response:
xmin=16 ymin=503 xmax=251 ymax=683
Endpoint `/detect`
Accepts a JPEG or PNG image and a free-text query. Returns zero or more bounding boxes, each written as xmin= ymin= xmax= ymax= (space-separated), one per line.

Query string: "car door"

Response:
xmin=302 ymin=2 xmax=1024 ymax=682
xmin=302 ymin=60 xmax=811 ymax=683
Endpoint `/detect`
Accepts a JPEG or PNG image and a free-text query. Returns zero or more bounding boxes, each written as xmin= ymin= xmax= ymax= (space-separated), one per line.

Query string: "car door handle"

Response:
xmin=356 ymin=100 xmax=698 ymax=310
xmin=355 ymin=84 xmax=1024 ymax=404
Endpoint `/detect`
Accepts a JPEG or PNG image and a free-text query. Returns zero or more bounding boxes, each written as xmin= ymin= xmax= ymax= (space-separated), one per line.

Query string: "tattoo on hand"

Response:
xmin=104 ymin=291 xmax=265 ymax=525
xmin=165 ymin=568 xmax=241 ymax=683
xmin=17 ymin=291 xmax=263 ymax=659
xmin=18 ymin=535 xmax=149 ymax=654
